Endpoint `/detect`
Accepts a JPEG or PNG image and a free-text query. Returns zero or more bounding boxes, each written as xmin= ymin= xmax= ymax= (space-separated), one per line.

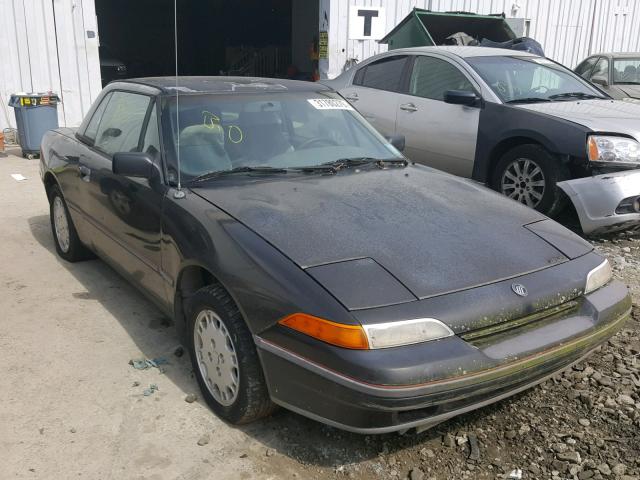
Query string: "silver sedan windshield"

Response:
xmin=467 ymin=56 xmax=605 ymax=103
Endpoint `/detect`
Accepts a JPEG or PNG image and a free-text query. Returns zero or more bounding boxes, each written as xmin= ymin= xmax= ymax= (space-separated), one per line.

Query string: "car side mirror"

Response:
xmin=591 ymin=75 xmax=609 ymax=87
xmin=113 ymin=152 xmax=154 ymax=179
xmin=385 ymin=134 xmax=405 ymax=152
xmin=444 ymin=90 xmax=480 ymax=107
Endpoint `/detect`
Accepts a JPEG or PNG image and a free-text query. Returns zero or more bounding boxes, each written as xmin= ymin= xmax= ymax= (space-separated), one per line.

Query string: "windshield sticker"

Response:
xmin=307 ymin=98 xmax=354 ymax=110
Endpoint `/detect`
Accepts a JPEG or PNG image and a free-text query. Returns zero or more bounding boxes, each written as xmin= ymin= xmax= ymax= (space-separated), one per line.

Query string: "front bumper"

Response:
xmin=558 ymin=170 xmax=640 ymax=234
xmin=256 ymin=280 xmax=631 ymax=434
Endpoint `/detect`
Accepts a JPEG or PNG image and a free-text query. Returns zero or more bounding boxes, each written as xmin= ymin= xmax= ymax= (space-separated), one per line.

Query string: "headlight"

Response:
xmin=279 ymin=314 xmax=453 ymax=350
xmin=587 ymin=135 xmax=640 ymax=166
xmin=363 ymin=318 xmax=454 ymax=349
xmin=585 ymin=259 xmax=612 ymax=294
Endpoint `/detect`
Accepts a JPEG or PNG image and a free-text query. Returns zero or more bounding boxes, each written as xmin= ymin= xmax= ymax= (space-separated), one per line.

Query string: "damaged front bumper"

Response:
xmin=558 ymin=170 xmax=640 ymax=235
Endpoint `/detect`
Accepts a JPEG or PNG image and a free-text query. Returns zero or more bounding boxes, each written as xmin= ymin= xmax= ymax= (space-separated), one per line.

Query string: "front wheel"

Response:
xmin=49 ymin=185 xmax=94 ymax=262
xmin=187 ymin=284 xmax=276 ymax=424
xmin=491 ymin=144 xmax=567 ymax=217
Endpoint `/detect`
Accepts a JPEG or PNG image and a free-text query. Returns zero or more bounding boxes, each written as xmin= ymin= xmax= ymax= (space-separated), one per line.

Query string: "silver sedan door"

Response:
xmin=339 ymin=55 xmax=410 ymax=137
xmin=395 ymin=55 xmax=481 ymax=177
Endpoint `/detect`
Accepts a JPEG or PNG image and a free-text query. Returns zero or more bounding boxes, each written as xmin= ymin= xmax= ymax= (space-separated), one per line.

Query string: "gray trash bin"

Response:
xmin=9 ymin=93 xmax=60 ymax=159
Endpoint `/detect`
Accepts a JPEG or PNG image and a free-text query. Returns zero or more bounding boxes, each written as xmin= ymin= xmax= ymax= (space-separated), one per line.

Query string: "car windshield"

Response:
xmin=613 ymin=58 xmax=640 ymax=84
xmin=162 ymin=92 xmax=402 ymax=182
xmin=467 ymin=55 xmax=605 ymax=103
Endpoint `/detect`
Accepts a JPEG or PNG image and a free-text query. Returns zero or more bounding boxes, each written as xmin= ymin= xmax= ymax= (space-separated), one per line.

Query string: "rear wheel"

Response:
xmin=492 ymin=144 xmax=567 ymax=217
xmin=49 ymin=185 xmax=94 ymax=262
xmin=187 ymin=284 xmax=276 ymax=424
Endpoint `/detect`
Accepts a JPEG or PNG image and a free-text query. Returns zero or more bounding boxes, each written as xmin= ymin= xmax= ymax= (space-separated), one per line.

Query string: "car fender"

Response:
xmin=161 ymin=191 xmax=354 ymax=337
xmin=474 ymin=102 xmax=591 ymax=183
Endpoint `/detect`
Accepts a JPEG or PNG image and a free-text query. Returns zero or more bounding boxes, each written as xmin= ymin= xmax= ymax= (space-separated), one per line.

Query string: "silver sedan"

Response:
xmin=324 ymin=46 xmax=640 ymax=234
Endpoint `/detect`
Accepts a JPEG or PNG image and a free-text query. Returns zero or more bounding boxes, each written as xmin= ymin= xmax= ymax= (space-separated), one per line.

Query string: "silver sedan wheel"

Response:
xmin=501 ymin=157 xmax=546 ymax=208
xmin=53 ymin=196 xmax=70 ymax=253
xmin=193 ymin=309 xmax=240 ymax=406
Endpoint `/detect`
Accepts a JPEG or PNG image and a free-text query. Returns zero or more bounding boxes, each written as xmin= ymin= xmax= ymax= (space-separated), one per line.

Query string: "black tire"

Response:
xmin=491 ymin=144 xmax=567 ymax=217
xmin=49 ymin=185 xmax=94 ymax=262
xmin=186 ymin=284 xmax=276 ymax=424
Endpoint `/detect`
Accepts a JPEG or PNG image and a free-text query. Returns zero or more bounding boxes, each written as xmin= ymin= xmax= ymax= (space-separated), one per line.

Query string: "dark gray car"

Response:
xmin=575 ymin=52 xmax=640 ymax=99
xmin=40 ymin=77 xmax=631 ymax=434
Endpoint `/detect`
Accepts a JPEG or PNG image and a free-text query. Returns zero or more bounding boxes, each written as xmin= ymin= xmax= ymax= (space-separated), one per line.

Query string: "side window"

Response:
xmin=358 ymin=56 xmax=408 ymax=92
xmin=83 ymin=93 xmax=112 ymax=142
xmin=575 ymin=57 xmax=597 ymax=79
xmin=94 ymin=91 xmax=151 ymax=156
xmin=592 ymin=58 xmax=609 ymax=79
xmin=142 ymin=103 xmax=160 ymax=158
xmin=409 ymin=56 xmax=475 ymax=101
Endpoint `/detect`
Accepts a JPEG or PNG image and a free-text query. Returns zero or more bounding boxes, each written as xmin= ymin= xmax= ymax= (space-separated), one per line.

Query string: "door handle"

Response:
xmin=79 ymin=165 xmax=91 ymax=181
xmin=400 ymin=103 xmax=418 ymax=112
xmin=344 ymin=93 xmax=359 ymax=102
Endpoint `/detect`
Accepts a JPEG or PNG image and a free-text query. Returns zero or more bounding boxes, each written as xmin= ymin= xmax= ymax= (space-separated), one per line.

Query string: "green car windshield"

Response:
xmin=162 ymin=92 xmax=402 ymax=181
xmin=467 ymin=55 xmax=605 ymax=103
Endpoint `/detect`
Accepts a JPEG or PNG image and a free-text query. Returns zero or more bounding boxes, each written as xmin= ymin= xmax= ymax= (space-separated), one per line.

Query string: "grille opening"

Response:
xmin=460 ymin=300 xmax=580 ymax=348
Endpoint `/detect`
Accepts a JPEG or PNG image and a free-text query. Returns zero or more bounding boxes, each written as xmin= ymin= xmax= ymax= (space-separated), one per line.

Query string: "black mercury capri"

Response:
xmin=40 ymin=77 xmax=631 ymax=434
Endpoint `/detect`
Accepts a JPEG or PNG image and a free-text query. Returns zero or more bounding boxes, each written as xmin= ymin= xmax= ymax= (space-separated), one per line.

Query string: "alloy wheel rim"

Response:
xmin=501 ymin=158 xmax=546 ymax=208
xmin=193 ymin=309 xmax=240 ymax=406
xmin=53 ymin=196 xmax=70 ymax=253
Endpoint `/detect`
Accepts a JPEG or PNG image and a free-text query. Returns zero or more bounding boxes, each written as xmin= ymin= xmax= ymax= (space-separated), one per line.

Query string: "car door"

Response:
xmin=78 ymin=90 xmax=167 ymax=303
xmin=339 ymin=55 xmax=410 ymax=137
xmin=395 ymin=55 xmax=481 ymax=177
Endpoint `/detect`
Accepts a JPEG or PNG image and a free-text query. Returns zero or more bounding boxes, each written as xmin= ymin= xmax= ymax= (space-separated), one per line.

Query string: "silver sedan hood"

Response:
xmin=617 ymin=85 xmax=640 ymax=99
xmin=515 ymin=99 xmax=640 ymax=139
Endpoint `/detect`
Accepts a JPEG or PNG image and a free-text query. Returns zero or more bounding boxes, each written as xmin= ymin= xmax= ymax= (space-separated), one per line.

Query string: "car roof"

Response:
xmin=120 ymin=76 xmax=330 ymax=95
xmin=383 ymin=45 xmax=539 ymax=59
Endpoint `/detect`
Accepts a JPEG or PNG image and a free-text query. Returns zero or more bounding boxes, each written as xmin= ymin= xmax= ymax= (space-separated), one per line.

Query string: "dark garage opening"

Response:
xmin=95 ymin=0 xmax=319 ymax=86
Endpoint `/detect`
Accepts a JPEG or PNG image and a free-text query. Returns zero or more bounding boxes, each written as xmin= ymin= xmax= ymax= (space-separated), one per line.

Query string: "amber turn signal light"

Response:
xmin=279 ymin=313 xmax=369 ymax=350
xmin=587 ymin=136 xmax=599 ymax=162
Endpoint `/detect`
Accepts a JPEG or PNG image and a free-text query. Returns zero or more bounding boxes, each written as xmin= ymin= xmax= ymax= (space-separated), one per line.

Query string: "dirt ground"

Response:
xmin=1 ymin=147 xmax=638 ymax=480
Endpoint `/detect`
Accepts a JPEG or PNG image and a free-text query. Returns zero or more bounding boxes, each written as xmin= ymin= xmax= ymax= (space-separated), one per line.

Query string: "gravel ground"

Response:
xmin=1 ymin=148 xmax=638 ymax=479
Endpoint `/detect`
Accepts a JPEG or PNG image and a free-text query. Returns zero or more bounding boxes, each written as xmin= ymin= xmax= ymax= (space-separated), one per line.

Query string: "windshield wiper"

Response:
xmin=505 ymin=97 xmax=552 ymax=104
xmin=548 ymin=92 xmax=604 ymax=100
xmin=188 ymin=166 xmax=289 ymax=184
xmin=322 ymin=157 xmax=408 ymax=170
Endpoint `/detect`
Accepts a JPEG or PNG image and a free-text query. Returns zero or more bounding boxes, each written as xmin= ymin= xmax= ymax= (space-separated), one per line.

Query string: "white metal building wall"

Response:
xmin=325 ymin=0 xmax=640 ymax=79
xmin=0 ymin=0 xmax=101 ymax=131
xmin=3 ymin=0 xmax=640 ymax=130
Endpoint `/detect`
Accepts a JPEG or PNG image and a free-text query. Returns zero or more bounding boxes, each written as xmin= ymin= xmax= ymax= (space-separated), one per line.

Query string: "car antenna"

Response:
xmin=173 ymin=0 xmax=185 ymax=199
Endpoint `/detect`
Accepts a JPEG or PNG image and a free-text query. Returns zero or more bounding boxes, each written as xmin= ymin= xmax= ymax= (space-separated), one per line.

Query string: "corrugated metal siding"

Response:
xmin=326 ymin=0 xmax=640 ymax=78
xmin=0 ymin=0 xmax=101 ymax=131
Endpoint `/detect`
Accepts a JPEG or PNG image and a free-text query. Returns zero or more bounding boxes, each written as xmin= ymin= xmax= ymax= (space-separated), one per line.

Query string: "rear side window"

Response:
xmin=410 ymin=56 xmax=475 ymax=101
xmin=93 ymin=91 xmax=151 ymax=156
xmin=575 ymin=57 xmax=597 ymax=79
xmin=356 ymin=56 xmax=408 ymax=92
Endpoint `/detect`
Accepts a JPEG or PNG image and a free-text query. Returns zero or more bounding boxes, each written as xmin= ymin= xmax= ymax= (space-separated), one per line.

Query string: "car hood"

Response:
xmin=617 ymin=85 xmax=640 ymax=99
xmin=193 ymin=167 xmax=589 ymax=308
xmin=515 ymin=99 xmax=640 ymax=139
